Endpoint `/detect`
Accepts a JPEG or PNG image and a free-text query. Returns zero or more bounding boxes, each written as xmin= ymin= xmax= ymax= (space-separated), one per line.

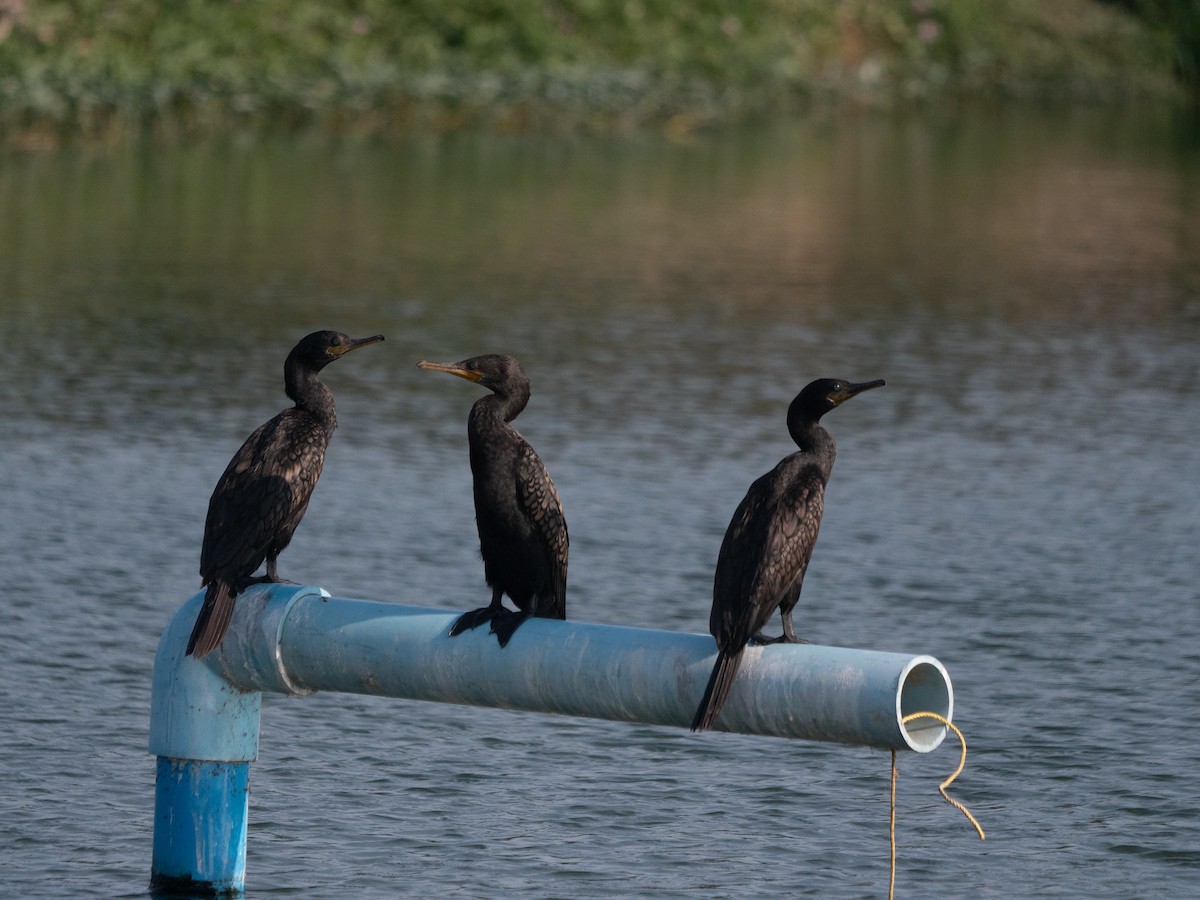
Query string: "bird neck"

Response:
xmin=473 ymin=384 xmax=529 ymax=425
xmin=787 ymin=417 xmax=834 ymax=459
xmin=285 ymin=366 xmax=337 ymax=430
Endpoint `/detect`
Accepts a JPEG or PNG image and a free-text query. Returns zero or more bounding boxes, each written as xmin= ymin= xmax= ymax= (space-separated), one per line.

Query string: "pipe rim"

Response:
xmin=896 ymin=655 xmax=953 ymax=753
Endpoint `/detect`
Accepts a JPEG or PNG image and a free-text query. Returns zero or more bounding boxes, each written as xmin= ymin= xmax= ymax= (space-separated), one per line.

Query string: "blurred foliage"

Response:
xmin=1107 ymin=0 xmax=1200 ymax=104
xmin=0 ymin=0 xmax=1187 ymax=140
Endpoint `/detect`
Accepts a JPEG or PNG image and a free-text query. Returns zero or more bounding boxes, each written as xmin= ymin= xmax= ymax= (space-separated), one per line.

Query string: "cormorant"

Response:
xmin=691 ymin=377 xmax=885 ymax=732
xmin=188 ymin=330 xmax=385 ymax=658
xmin=417 ymin=354 xmax=568 ymax=648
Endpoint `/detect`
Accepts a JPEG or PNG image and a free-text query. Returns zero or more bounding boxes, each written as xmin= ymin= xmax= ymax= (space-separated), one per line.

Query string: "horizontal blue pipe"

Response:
xmin=151 ymin=584 xmax=951 ymax=758
xmin=149 ymin=584 xmax=953 ymax=893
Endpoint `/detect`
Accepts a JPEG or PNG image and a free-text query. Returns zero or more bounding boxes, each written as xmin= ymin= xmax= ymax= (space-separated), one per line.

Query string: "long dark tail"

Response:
xmin=187 ymin=580 xmax=237 ymax=658
xmin=691 ymin=648 xmax=744 ymax=732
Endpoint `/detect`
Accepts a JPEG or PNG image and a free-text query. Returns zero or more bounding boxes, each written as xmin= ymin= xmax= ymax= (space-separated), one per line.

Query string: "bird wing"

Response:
xmin=515 ymin=440 xmax=569 ymax=618
xmin=200 ymin=411 xmax=324 ymax=583
xmin=711 ymin=464 xmax=825 ymax=648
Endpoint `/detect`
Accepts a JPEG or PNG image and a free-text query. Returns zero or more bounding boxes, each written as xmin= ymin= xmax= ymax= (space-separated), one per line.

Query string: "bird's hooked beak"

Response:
xmin=416 ymin=359 xmax=482 ymax=383
xmin=829 ymin=379 xmax=886 ymax=405
xmin=333 ymin=334 xmax=385 ymax=357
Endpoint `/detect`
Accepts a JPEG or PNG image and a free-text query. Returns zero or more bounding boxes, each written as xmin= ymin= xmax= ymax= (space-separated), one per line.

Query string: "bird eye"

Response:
xmin=329 ymin=335 xmax=342 ymax=347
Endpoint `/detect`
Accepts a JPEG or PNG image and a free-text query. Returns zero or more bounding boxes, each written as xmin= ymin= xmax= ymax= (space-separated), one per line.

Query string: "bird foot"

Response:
xmin=489 ymin=610 xmax=533 ymax=649
xmin=449 ymin=606 xmax=503 ymax=637
xmin=241 ymin=575 xmax=298 ymax=589
xmin=749 ymin=633 xmax=811 ymax=646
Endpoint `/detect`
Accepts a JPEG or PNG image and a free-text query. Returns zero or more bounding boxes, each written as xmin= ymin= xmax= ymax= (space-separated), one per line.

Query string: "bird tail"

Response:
xmin=186 ymin=580 xmax=237 ymax=659
xmin=691 ymin=648 xmax=744 ymax=732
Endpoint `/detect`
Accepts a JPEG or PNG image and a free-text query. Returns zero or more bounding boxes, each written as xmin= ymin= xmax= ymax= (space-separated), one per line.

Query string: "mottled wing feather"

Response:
xmin=711 ymin=462 xmax=825 ymax=650
xmin=515 ymin=440 xmax=569 ymax=618
xmin=200 ymin=410 xmax=326 ymax=584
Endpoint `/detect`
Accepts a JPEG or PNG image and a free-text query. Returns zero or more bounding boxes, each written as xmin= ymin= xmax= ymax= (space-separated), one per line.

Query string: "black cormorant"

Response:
xmin=188 ymin=330 xmax=385 ymax=658
xmin=417 ymin=354 xmax=568 ymax=648
xmin=691 ymin=377 xmax=885 ymax=732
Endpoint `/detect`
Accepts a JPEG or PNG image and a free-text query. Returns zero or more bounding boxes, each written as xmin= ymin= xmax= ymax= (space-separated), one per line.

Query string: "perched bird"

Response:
xmin=417 ymin=354 xmax=568 ymax=648
xmin=188 ymin=330 xmax=385 ymax=658
xmin=692 ymin=377 xmax=885 ymax=732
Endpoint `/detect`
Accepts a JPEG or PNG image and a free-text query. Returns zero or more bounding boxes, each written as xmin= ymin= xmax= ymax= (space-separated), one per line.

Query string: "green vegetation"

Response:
xmin=1121 ymin=0 xmax=1200 ymax=100
xmin=0 ymin=0 xmax=1189 ymax=142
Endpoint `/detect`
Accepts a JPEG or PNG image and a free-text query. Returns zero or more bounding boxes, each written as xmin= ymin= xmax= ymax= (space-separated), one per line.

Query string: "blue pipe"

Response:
xmin=148 ymin=587 xmax=294 ymax=896
xmin=151 ymin=757 xmax=249 ymax=895
xmin=149 ymin=584 xmax=953 ymax=893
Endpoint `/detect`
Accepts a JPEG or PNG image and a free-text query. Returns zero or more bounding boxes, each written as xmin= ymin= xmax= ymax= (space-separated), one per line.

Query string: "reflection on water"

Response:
xmin=1 ymin=105 xmax=1199 ymax=897
xmin=4 ymin=105 xmax=1198 ymax=320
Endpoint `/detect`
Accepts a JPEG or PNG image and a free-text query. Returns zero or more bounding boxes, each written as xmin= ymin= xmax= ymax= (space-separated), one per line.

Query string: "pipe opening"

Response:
xmin=897 ymin=657 xmax=953 ymax=753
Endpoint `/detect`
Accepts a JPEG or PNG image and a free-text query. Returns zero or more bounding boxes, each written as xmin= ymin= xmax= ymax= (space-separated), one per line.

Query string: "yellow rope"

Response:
xmin=889 ymin=749 xmax=898 ymax=900
xmin=888 ymin=712 xmax=985 ymax=900
xmin=903 ymin=711 xmax=986 ymax=840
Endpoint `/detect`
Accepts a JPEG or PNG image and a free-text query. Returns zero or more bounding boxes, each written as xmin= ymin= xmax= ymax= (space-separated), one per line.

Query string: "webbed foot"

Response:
xmin=748 ymin=632 xmax=811 ymax=646
xmin=449 ymin=606 xmax=503 ymax=637
xmin=489 ymin=610 xmax=533 ymax=648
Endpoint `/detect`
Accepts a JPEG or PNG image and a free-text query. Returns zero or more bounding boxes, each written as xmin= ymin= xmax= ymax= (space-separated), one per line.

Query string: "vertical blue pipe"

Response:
xmin=149 ymin=586 xmax=322 ymax=895
xmin=151 ymin=757 xmax=249 ymax=895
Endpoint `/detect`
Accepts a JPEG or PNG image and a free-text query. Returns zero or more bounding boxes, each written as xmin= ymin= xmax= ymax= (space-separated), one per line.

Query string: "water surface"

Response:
xmin=2 ymin=106 xmax=1199 ymax=896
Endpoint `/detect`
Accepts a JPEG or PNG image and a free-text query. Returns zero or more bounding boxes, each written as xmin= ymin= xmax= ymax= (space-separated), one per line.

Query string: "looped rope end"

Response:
xmin=901 ymin=711 xmax=985 ymax=840
xmin=889 ymin=711 xmax=985 ymax=900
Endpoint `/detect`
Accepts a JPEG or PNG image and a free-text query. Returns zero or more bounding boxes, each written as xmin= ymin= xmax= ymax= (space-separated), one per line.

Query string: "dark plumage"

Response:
xmin=188 ymin=330 xmax=384 ymax=658
xmin=417 ymin=354 xmax=568 ymax=648
xmin=691 ymin=377 xmax=885 ymax=732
